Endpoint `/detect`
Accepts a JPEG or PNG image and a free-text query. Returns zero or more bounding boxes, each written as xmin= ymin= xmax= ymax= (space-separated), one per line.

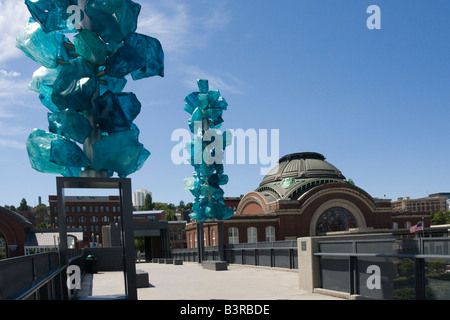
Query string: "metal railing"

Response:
xmin=314 ymin=237 xmax=450 ymax=300
xmin=172 ymin=240 xmax=298 ymax=269
xmin=0 ymin=250 xmax=83 ymax=300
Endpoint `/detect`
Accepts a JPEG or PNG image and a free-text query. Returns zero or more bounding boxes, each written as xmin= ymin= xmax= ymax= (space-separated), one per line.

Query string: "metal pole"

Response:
xmin=196 ymin=222 xmax=204 ymax=263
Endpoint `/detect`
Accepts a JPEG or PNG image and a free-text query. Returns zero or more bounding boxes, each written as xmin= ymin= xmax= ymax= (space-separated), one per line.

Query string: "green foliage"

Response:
xmin=134 ymin=238 xmax=145 ymax=252
xmin=18 ymin=198 xmax=29 ymax=211
xmin=399 ymin=259 xmax=415 ymax=277
xmin=431 ymin=210 xmax=450 ymax=225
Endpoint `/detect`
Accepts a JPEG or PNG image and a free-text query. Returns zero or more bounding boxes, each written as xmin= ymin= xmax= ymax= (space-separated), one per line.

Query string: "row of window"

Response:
xmin=189 ymin=226 xmax=276 ymax=248
xmin=228 ymin=226 xmax=276 ymax=244
xmin=54 ymin=215 xmax=122 ymax=223
xmin=53 ymin=205 xmax=121 ymax=213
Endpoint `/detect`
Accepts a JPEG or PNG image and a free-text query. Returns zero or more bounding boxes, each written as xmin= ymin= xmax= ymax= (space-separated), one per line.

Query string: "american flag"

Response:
xmin=410 ymin=221 xmax=424 ymax=233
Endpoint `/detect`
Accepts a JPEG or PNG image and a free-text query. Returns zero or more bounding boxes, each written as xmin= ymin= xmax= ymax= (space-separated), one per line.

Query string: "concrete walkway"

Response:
xmin=77 ymin=262 xmax=342 ymax=300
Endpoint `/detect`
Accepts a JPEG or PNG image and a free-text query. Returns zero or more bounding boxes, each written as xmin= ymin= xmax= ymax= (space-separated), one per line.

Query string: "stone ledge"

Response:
xmin=136 ymin=270 xmax=149 ymax=288
xmin=202 ymin=261 xmax=228 ymax=271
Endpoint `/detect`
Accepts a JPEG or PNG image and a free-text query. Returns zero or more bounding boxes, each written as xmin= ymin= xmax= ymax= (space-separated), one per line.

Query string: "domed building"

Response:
xmin=186 ymin=152 xmax=430 ymax=247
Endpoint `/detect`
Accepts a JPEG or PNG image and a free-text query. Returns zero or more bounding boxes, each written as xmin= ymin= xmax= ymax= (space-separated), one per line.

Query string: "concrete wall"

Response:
xmin=83 ymin=247 xmax=124 ymax=271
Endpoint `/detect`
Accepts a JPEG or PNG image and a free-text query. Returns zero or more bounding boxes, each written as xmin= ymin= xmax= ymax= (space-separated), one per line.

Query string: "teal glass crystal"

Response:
xmin=48 ymin=109 xmax=92 ymax=144
xmin=127 ymin=33 xmax=164 ymax=80
xmin=73 ymin=29 xmax=108 ymax=65
xmin=38 ymin=86 xmax=60 ymax=113
xmin=105 ymin=33 xmax=164 ymax=79
xmin=92 ymin=130 xmax=150 ymax=178
xmin=28 ymin=66 xmax=61 ymax=93
xmin=26 ymin=129 xmax=81 ymax=177
xmin=50 ymin=139 xmax=91 ymax=168
xmin=52 ymin=57 xmax=98 ymax=112
xmin=16 ymin=19 xmax=65 ymax=69
xmin=25 ymin=0 xmax=79 ymax=33
xmin=94 ymin=91 xmax=141 ymax=133
xmin=183 ymin=79 xmax=233 ymax=222
xmin=84 ymin=0 xmax=141 ymax=43
xmin=99 ymin=75 xmax=127 ymax=95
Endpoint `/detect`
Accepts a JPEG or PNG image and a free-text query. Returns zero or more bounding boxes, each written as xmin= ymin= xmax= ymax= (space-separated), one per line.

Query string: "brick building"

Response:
xmin=49 ymin=195 xmax=122 ymax=246
xmin=186 ymin=152 xmax=431 ymax=248
xmin=0 ymin=206 xmax=33 ymax=258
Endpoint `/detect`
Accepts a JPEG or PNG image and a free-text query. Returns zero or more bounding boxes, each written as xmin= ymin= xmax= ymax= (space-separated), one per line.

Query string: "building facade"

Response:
xmin=186 ymin=152 xmax=431 ymax=248
xmin=0 ymin=206 xmax=33 ymax=258
xmin=392 ymin=195 xmax=448 ymax=213
xmin=132 ymin=189 xmax=151 ymax=208
xmin=49 ymin=195 xmax=122 ymax=246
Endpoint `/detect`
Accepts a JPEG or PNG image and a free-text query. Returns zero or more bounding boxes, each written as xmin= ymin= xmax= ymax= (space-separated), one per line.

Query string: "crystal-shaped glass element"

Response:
xmin=99 ymin=75 xmax=127 ymax=95
xmin=50 ymin=139 xmax=91 ymax=167
xmin=28 ymin=66 xmax=61 ymax=93
xmin=26 ymin=129 xmax=81 ymax=177
xmin=16 ymin=19 xmax=65 ymax=69
xmin=25 ymin=0 xmax=79 ymax=33
xmin=105 ymin=33 xmax=164 ymax=79
xmin=92 ymin=130 xmax=150 ymax=177
xmin=73 ymin=29 xmax=108 ymax=65
xmin=84 ymin=0 xmax=141 ymax=43
xmin=48 ymin=109 xmax=92 ymax=144
xmin=94 ymin=91 xmax=141 ymax=133
xmin=37 ymin=86 xmax=59 ymax=113
xmin=52 ymin=57 xmax=98 ymax=112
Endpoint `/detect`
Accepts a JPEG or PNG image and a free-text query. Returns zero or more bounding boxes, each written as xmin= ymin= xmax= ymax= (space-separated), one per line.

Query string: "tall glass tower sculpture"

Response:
xmin=16 ymin=0 xmax=164 ymax=178
xmin=183 ymin=79 xmax=233 ymax=222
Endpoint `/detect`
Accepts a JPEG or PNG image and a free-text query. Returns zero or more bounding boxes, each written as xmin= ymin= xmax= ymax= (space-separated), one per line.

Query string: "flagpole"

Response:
xmin=422 ymin=216 xmax=425 ymax=238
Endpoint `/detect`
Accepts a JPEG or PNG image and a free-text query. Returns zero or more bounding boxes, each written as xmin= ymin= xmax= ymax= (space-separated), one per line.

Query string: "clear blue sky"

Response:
xmin=0 ymin=0 xmax=449 ymax=207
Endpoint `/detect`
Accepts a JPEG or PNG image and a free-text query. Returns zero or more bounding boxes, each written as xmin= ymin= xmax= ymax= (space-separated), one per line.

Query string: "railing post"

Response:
xmin=414 ymin=257 xmax=426 ymax=300
xmin=349 ymin=256 xmax=358 ymax=295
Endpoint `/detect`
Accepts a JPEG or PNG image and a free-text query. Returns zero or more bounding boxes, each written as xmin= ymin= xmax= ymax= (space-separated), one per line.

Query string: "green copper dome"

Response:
xmin=257 ymin=152 xmax=347 ymax=200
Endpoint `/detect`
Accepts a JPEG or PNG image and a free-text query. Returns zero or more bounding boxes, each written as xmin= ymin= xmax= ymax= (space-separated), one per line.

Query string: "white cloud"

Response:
xmin=0 ymin=1 xmax=30 ymax=63
xmin=181 ymin=65 xmax=246 ymax=95
xmin=137 ymin=1 xmax=190 ymax=53
xmin=0 ymin=69 xmax=34 ymax=116
xmin=0 ymin=137 xmax=25 ymax=150
xmin=137 ymin=0 xmax=230 ymax=55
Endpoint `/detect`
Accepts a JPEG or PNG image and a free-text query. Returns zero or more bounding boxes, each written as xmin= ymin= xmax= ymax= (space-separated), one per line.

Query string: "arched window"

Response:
xmin=90 ymin=216 xmax=98 ymax=223
xmin=265 ymin=226 xmax=276 ymax=242
xmin=247 ymin=227 xmax=257 ymax=243
xmin=0 ymin=237 xmax=6 ymax=254
xmin=78 ymin=216 xmax=86 ymax=223
xmin=67 ymin=216 xmax=74 ymax=223
xmin=102 ymin=216 xmax=110 ymax=223
xmin=315 ymin=207 xmax=357 ymax=235
xmin=228 ymin=227 xmax=239 ymax=244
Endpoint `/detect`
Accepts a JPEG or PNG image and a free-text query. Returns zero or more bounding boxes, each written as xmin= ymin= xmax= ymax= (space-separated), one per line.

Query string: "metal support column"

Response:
xmin=196 ymin=222 xmax=204 ymax=263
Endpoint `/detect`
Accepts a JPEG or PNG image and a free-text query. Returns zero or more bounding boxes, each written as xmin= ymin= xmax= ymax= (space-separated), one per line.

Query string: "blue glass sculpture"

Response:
xmin=73 ymin=29 xmax=108 ymax=65
xmin=105 ymin=33 xmax=164 ymax=79
xmin=94 ymin=91 xmax=141 ymax=133
xmin=183 ymin=80 xmax=233 ymax=222
xmin=52 ymin=57 xmax=98 ymax=112
xmin=15 ymin=19 xmax=66 ymax=69
xmin=17 ymin=0 xmax=164 ymax=178
xmin=25 ymin=0 xmax=79 ymax=33
xmin=84 ymin=0 xmax=141 ymax=43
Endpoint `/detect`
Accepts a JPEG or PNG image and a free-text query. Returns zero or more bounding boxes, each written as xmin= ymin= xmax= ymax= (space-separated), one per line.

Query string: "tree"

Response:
xmin=165 ymin=211 xmax=178 ymax=221
xmin=142 ymin=193 xmax=154 ymax=210
xmin=18 ymin=198 xmax=29 ymax=211
xmin=431 ymin=210 xmax=449 ymax=225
